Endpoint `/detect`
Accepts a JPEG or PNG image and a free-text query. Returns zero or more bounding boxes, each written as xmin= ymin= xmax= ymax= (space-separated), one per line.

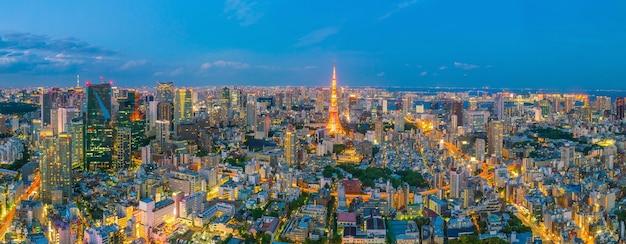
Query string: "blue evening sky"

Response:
xmin=0 ymin=0 xmax=625 ymax=89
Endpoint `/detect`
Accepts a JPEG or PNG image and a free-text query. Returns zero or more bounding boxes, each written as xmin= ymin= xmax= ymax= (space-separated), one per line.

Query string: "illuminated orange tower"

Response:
xmin=327 ymin=65 xmax=344 ymax=135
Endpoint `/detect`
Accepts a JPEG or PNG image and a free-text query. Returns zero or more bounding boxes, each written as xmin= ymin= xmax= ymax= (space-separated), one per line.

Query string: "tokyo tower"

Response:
xmin=326 ymin=64 xmax=344 ymax=135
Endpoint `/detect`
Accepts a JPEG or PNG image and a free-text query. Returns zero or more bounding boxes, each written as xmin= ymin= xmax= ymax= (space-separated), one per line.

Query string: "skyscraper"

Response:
xmin=285 ymin=130 xmax=297 ymax=166
xmin=475 ymin=138 xmax=485 ymax=162
xmin=117 ymin=90 xmax=144 ymax=150
xmin=114 ymin=127 xmax=132 ymax=169
xmin=57 ymin=107 xmax=80 ymax=134
xmin=326 ymin=65 xmax=344 ymax=135
xmin=41 ymin=91 xmax=54 ymax=126
xmin=40 ymin=129 xmax=72 ymax=204
xmin=155 ymin=120 xmax=170 ymax=154
xmin=494 ymin=93 xmax=504 ymax=120
xmin=174 ymin=88 xmax=193 ymax=124
xmin=156 ymin=81 xmax=174 ymax=103
xmin=450 ymin=170 xmax=461 ymax=198
xmin=221 ymin=87 xmax=231 ymax=107
xmin=85 ymin=83 xmax=114 ymax=170
xmin=451 ymin=100 xmax=464 ymax=125
xmin=374 ymin=121 xmax=383 ymax=144
xmin=488 ymin=120 xmax=503 ymax=158
xmin=157 ymin=101 xmax=173 ymax=122
xmin=69 ymin=118 xmax=84 ymax=169
xmin=565 ymin=95 xmax=575 ymax=113
xmin=616 ymin=97 xmax=625 ymax=120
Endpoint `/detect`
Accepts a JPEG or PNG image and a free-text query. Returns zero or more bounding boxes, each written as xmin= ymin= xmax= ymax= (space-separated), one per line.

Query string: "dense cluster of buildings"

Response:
xmin=0 ymin=68 xmax=625 ymax=244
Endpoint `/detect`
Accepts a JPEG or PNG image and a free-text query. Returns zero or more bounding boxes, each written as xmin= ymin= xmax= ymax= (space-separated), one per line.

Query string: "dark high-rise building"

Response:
xmin=85 ymin=83 xmax=114 ymax=170
xmin=451 ymin=100 xmax=464 ymax=125
xmin=157 ymin=101 xmax=174 ymax=122
xmin=616 ymin=97 xmax=625 ymax=120
xmin=41 ymin=92 xmax=54 ymax=126
xmin=118 ymin=90 xmax=144 ymax=150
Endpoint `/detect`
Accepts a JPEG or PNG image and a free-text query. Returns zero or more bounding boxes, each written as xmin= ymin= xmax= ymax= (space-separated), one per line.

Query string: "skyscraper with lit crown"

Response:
xmin=326 ymin=65 xmax=344 ymax=135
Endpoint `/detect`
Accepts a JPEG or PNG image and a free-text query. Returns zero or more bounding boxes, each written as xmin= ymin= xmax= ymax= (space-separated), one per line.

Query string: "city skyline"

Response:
xmin=2 ymin=2 xmax=626 ymax=243
xmin=1 ymin=1 xmax=626 ymax=89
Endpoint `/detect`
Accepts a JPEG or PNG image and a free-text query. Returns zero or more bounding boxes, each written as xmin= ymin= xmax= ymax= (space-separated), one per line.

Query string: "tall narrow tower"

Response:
xmin=326 ymin=65 xmax=344 ymax=135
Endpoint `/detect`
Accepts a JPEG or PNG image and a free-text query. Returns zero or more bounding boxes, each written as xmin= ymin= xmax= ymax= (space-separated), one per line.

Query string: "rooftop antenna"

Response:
xmin=76 ymin=75 xmax=80 ymax=87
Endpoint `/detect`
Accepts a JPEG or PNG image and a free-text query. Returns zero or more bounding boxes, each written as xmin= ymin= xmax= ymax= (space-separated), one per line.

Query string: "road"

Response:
xmin=0 ymin=173 xmax=40 ymax=241
xmin=513 ymin=204 xmax=555 ymax=244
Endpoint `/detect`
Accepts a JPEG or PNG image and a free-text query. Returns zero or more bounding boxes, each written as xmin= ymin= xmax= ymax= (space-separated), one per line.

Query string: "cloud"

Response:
xmin=420 ymin=71 xmax=428 ymax=76
xmin=153 ymin=67 xmax=184 ymax=77
xmin=169 ymin=68 xmax=183 ymax=76
xmin=379 ymin=0 xmax=419 ymax=20
xmin=439 ymin=66 xmax=447 ymax=70
xmin=377 ymin=72 xmax=385 ymax=77
xmin=211 ymin=60 xmax=249 ymax=69
xmin=290 ymin=65 xmax=317 ymax=71
xmin=256 ymin=65 xmax=281 ymax=70
xmin=199 ymin=60 xmax=250 ymax=73
xmin=224 ymin=0 xmax=263 ymax=26
xmin=120 ymin=60 xmax=146 ymax=70
xmin=454 ymin=61 xmax=479 ymax=70
xmin=0 ymin=32 xmax=117 ymax=56
xmin=0 ymin=56 xmax=17 ymax=65
xmin=200 ymin=63 xmax=212 ymax=70
xmin=295 ymin=26 xmax=339 ymax=47
xmin=0 ymin=32 xmax=118 ymax=74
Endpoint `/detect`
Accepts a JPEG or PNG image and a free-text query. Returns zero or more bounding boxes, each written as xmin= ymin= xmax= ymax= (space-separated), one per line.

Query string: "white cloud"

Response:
xmin=224 ymin=0 xmax=263 ymax=26
xmin=454 ymin=61 xmax=479 ymax=70
xmin=212 ymin=60 xmax=250 ymax=69
xmin=303 ymin=65 xmax=317 ymax=70
xmin=439 ymin=66 xmax=447 ymax=70
xmin=420 ymin=71 xmax=428 ymax=76
xmin=379 ymin=0 xmax=419 ymax=20
xmin=120 ymin=59 xmax=146 ymax=70
xmin=256 ymin=65 xmax=280 ymax=70
xmin=169 ymin=68 xmax=183 ymax=76
xmin=295 ymin=26 xmax=339 ymax=47
xmin=44 ymin=53 xmax=84 ymax=66
xmin=155 ymin=68 xmax=184 ymax=77
xmin=199 ymin=60 xmax=250 ymax=73
xmin=200 ymin=63 xmax=212 ymax=70
xmin=377 ymin=72 xmax=385 ymax=77
xmin=0 ymin=57 xmax=17 ymax=66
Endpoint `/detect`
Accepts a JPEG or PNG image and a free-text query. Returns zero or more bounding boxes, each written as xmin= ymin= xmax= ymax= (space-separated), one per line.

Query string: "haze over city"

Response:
xmin=1 ymin=0 xmax=626 ymax=88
